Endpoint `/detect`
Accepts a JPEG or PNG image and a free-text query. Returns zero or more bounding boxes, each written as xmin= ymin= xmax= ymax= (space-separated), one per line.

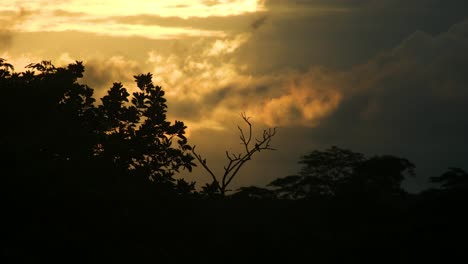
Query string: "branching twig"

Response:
xmin=192 ymin=113 xmax=277 ymax=196
xmin=192 ymin=145 xmax=220 ymax=190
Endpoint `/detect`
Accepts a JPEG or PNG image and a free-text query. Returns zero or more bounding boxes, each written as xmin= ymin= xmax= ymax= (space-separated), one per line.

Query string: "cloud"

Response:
xmin=51 ymin=9 xmax=86 ymax=17
xmin=250 ymin=15 xmax=268 ymax=30
xmin=116 ymin=33 xmax=343 ymax=132
xmin=4 ymin=0 xmax=265 ymax=19
xmin=182 ymin=17 xmax=468 ymax=190
xmin=252 ymin=68 xmax=342 ymax=127
xmin=3 ymin=1 xmax=265 ymax=40
xmin=0 ymin=8 xmax=35 ymax=49
xmin=80 ymin=56 xmax=143 ymax=99
xmin=297 ymin=19 xmax=468 ymax=191
xmin=0 ymin=31 xmax=13 ymax=50
xmin=102 ymin=12 xmax=269 ymax=34
xmin=235 ymin=0 xmax=468 ymax=73
xmin=205 ymin=34 xmax=250 ymax=56
xmin=15 ymin=14 xmax=226 ymax=40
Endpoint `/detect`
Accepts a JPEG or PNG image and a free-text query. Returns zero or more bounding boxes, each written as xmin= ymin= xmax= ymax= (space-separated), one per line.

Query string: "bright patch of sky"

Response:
xmin=2 ymin=0 xmax=264 ymax=39
xmin=4 ymin=0 xmax=264 ymax=18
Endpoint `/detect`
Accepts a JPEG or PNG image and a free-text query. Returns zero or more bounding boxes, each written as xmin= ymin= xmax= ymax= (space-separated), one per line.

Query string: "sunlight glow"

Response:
xmin=17 ymin=16 xmax=226 ymax=39
xmin=4 ymin=0 xmax=265 ymax=18
xmin=2 ymin=0 xmax=265 ymax=39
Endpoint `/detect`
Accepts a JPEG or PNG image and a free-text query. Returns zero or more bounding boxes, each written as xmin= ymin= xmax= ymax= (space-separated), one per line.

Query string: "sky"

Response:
xmin=2 ymin=0 xmax=468 ymax=193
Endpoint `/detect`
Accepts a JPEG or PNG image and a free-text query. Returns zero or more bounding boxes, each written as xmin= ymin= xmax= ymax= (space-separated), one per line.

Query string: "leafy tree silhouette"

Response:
xmin=0 ymin=58 xmax=14 ymax=75
xmin=96 ymin=73 xmax=196 ymax=197
xmin=0 ymin=59 xmax=195 ymax=199
xmin=268 ymin=146 xmax=364 ymax=199
xmin=192 ymin=113 xmax=276 ymax=196
xmin=1 ymin=60 xmax=98 ymax=198
xmin=232 ymin=186 xmax=276 ymax=200
xmin=267 ymin=146 xmax=414 ymax=200
xmin=342 ymin=155 xmax=415 ymax=199
xmin=430 ymin=167 xmax=468 ymax=191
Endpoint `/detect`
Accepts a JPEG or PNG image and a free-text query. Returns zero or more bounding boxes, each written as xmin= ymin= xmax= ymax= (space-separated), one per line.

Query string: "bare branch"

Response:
xmin=192 ymin=145 xmax=220 ymax=189
xmin=191 ymin=114 xmax=277 ymax=196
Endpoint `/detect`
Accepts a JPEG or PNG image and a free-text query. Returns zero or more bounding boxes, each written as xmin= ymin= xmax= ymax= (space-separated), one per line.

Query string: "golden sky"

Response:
xmin=2 ymin=0 xmax=264 ymax=38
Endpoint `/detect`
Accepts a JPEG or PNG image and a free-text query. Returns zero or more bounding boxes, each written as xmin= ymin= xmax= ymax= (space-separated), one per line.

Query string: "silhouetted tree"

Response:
xmin=430 ymin=167 xmax=468 ymax=191
xmin=200 ymin=181 xmax=222 ymax=198
xmin=0 ymin=58 xmax=14 ymax=76
xmin=1 ymin=60 xmax=98 ymax=198
xmin=192 ymin=113 xmax=276 ymax=196
xmin=268 ymin=146 xmax=364 ymax=199
xmin=96 ymin=73 xmax=196 ymax=197
xmin=232 ymin=186 xmax=276 ymax=200
xmin=268 ymin=147 xmax=414 ymax=200
xmin=0 ymin=59 xmax=195 ymax=199
xmin=342 ymin=155 xmax=415 ymax=198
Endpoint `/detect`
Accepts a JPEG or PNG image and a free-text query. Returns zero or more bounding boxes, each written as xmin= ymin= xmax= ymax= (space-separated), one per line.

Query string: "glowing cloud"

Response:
xmin=4 ymin=0 xmax=265 ymax=18
xmin=1 ymin=0 xmax=265 ymax=39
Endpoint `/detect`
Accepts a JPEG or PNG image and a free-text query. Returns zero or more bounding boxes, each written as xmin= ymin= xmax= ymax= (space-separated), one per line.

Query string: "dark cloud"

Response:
xmin=0 ymin=30 xmax=13 ymax=50
xmin=0 ymin=8 xmax=35 ymax=50
xmin=188 ymin=18 xmax=468 ymax=192
xmin=266 ymin=0 xmax=370 ymax=9
xmin=236 ymin=0 xmax=468 ymax=73
xmin=251 ymin=15 xmax=268 ymax=30
xmin=168 ymin=81 xmax=279 ymax=122
xmin=202 ymin=0 xmax=220 ymax=7
xmin=80 ymin=57 xmax=143 ymax=98
xmin=300 ymin=20 xmax=468 ymax=192
xmin=52 ymin=9 xmax=86 ymax=17
xmin=7 ymin=30 xmax=205 ymax=65
xmin=108 ymin=12 xmax=268 ymax=33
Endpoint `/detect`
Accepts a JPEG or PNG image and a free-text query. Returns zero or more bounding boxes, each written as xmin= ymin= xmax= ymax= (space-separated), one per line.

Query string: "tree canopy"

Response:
xmin=1 ymin=59 xmax=195 ymax=199
xmin=266 ymin=146 xmax=414 ymax=200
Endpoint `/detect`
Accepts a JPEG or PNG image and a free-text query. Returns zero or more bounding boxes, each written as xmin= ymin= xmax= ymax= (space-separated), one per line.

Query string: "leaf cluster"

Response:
xmin=0 ymin=59 xmax=195 ymax=199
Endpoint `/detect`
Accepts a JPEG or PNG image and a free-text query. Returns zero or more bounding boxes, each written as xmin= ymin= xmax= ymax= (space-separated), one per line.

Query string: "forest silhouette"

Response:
xmin=1 ymin=59 xmax=467 ymax=262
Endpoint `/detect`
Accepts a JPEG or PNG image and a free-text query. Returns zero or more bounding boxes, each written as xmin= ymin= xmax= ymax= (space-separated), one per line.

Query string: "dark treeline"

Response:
xmin=1 ymin=60 xmax=467 ymax=262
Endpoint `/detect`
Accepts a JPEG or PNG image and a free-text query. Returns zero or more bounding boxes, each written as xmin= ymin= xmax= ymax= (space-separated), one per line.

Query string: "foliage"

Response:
xmin=97 ymin=73 xmax=196 ymax=193
xmin=268 ymin=146 xmax=414 ymax=199
xmin=232 ymin=186 xmax=276 ymax=200
xmin=343 ymin=155 xmax=415 ymax=198
xmin=268 ymin=146 xmax=364 ymax=199
xmin=0 ymin=59 xmax=195 ymax=199
xmin=430 ymin=167 xmax=468 ymax=191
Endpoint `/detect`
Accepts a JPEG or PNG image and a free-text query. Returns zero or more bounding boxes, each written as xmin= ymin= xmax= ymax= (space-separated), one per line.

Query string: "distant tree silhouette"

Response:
xmin=430 ymin=167 xmax=468 ymax=191
xmin=426 ymin=167 xmax=468 ymax=200
xmin=232 ymin=186 xmax=276 ymax=200
xmin=267 ymin=146 xmax=414 ymax=200
xmin=342 ymin=155 xmax=415 ymax=199
xmin=0 ymin=58 xmax=14 ymax=75
xmin=192 ymin=113 xmax=276 ymax=196
xmin=0 ymin=59 xmax=195 ymax=199
xmin=268 ymin=146 xmax=364 ymax=199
